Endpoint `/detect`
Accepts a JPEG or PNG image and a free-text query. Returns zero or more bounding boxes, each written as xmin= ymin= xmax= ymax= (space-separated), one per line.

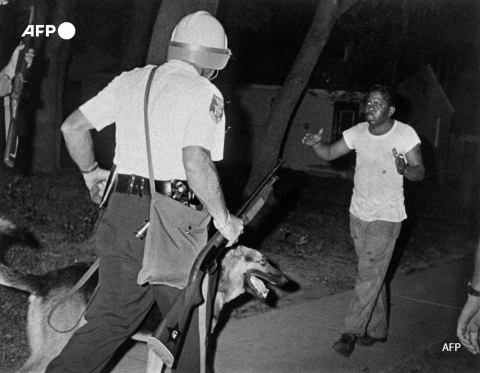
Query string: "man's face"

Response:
xmin=365 ymin=91 xmax=393 ymax=127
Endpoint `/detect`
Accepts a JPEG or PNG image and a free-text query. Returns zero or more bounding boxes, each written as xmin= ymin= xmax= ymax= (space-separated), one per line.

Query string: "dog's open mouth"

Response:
xmin=245 ymin=269 xmax=287 ymax=300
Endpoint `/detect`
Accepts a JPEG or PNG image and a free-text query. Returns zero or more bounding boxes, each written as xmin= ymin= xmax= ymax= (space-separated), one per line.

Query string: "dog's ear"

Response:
xmin=225 ymin=245 xmax=246 ymax=260
xmin=232 ymin=245 xmax=250 ymax=258
xmin=221 ymin=247 xmax=239 ymax=271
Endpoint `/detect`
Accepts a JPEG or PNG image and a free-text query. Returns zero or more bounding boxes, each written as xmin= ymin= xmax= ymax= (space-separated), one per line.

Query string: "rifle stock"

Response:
xmin=147 ymin=159 xmax=284 ymax=367
xmin=4 ymin=5 xmax=35 ymax=167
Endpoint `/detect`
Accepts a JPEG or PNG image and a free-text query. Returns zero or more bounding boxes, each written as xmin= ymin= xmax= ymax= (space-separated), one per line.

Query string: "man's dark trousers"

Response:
xmin=45 ymin=192 xmax=201 ymax=373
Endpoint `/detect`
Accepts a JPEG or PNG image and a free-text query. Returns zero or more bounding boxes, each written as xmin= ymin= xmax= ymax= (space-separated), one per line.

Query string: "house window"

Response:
xmin=332 ymin=101 xmax=359 ymax=141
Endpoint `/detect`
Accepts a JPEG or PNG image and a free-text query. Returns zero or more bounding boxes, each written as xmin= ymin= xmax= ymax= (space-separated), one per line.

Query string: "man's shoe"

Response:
xmin=332 ymin=333 xmax=356 ymax=357
xmin=356 ymin=335 xmax=387 ymax=347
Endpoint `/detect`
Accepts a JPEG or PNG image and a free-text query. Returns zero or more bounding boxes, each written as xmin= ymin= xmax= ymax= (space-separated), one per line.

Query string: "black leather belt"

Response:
xmin=114 ymin=173 xmax=201 ymax=207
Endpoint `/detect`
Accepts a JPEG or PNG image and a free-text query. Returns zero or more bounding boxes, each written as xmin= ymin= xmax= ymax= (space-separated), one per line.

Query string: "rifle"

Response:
xmin=4 ymin=5 xmax=35 ymax=167
xmin=147 ymin=159 xmax=284 ymax=367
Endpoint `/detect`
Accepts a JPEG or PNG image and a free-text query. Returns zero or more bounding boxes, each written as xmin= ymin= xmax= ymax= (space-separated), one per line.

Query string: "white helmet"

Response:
xmin=167 ymin=11 xmax=231 ymax=70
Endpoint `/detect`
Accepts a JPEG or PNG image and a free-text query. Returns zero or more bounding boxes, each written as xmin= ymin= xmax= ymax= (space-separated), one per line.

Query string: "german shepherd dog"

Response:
xmin=0 ymin=219 xmax=287 ymax=373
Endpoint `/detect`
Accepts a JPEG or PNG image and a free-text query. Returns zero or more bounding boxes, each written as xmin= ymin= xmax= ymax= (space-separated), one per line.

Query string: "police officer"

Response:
xmin=46 ymin=11 xmax=243 ymax=373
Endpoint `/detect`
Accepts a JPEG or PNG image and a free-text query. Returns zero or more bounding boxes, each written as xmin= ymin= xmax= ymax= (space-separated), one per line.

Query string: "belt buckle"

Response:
xmin=127 ymin=174 xmax=136 ymax=196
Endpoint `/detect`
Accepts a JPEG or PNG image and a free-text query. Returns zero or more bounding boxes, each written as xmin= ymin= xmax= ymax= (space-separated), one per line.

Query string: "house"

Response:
xmin=226 ymin=84 xmax=365 ymax=178
xmin=231 ymin=69 xmax=454 ymax=183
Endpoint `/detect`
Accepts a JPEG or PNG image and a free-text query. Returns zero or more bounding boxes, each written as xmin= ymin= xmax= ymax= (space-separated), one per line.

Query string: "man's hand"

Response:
xmin=392 ymin=148 xmax=406 ymax=175
xmin=302 ymin=128 xmax=323 ymax=147
xmin=457 ymin=295 xmax=480 ymax=354
xmin=217 ymin=214 xmax=244 ymax=247
xmin=82 ymin=167 xmax=110 ymax=204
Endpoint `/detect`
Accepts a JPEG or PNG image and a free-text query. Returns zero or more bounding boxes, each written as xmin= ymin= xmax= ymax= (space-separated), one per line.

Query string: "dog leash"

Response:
xmin=47 ymin=258 xmax=100 ymax=333
xmin=47 ymin=164 xmax=119 ymax=332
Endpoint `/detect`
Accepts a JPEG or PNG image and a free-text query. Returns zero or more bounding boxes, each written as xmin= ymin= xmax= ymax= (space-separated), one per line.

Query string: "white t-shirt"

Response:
xmin=343 ymin=120 xmax=421 ymax=222
xmin=80 ymin=60 xmax=226 ymax=180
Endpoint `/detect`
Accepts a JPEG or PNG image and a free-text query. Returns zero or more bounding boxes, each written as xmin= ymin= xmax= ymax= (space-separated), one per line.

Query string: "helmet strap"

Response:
xmin=208 ymin=70 xmax=219 ymax=81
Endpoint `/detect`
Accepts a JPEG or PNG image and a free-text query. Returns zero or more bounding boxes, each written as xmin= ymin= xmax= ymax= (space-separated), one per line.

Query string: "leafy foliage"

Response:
xmin=319 ymin=0 xmax=478 ymax=89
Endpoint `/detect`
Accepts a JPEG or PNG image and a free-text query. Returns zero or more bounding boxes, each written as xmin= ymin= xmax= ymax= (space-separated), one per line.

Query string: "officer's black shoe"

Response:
xmin=356 ymin=335 xmax=387 ymax=347
xmin=332 ymin=333 xmax=356 ymax=357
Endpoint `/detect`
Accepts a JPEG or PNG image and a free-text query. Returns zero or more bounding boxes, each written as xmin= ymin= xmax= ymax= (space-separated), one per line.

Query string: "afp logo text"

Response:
xmin=22 ymin=22 xmax=75 ymax=40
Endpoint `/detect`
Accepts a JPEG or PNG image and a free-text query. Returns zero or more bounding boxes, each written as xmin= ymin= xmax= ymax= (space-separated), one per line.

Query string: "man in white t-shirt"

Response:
xmin=303 ymin=85 xmax=425 ymax=357
xmin=46 ymin=12 xmax=243 ymax=373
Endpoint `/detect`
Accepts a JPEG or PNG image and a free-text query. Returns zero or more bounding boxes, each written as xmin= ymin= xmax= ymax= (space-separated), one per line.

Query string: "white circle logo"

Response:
xmin=58 ymin=22 xmax=75 ymax=40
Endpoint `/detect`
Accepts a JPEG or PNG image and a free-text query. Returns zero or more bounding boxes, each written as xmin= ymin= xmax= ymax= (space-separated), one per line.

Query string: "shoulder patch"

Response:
xmin=209 ymin=94 xmax=224 ymax=124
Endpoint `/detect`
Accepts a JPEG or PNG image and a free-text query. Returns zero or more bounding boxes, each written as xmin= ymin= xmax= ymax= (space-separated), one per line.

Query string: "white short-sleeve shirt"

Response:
xmin=343 ymin=120 xmax=421 ymax=222
xmin=79 ymin=60 xmax=226 ymax=180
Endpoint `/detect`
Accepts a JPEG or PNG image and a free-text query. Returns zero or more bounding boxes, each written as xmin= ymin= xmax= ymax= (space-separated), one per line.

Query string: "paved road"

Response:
xmin=111 ymin=257 xmax=480 ymax=372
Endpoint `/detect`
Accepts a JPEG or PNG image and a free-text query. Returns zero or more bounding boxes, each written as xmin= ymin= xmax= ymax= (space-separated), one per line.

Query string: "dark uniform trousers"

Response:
xmin=45 ymin=192 xmax=205 ymax=373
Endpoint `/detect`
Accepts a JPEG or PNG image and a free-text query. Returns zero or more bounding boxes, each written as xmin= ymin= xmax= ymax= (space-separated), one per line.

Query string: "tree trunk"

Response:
xmin=243 ymin=0 xmax=359 ymax=195
xmin=31 ymin=0 xmax=73 ymax=174
xmin=120 ymin=0 xmax=158 ymax=71
xmin=146 ymin=0 xmax=219 ymax=66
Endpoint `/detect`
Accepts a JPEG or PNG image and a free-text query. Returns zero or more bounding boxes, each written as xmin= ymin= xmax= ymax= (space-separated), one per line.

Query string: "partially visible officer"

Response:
xmin=457 ymin=238 xmax=480 ymax=355
xmin=45 ymin=11 xmax=244 ymax=373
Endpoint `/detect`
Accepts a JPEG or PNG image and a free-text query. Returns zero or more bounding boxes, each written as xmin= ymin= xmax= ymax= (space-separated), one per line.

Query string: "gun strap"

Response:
xmin=144 ymin=66 xmax=160 ymax=194
xmin=46 ymin=161 xmax=117 ymax=333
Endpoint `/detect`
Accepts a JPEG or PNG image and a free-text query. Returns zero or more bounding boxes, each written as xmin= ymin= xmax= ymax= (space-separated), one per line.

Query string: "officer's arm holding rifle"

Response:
xmin=183 ymin=145 xmax=244 ymax=247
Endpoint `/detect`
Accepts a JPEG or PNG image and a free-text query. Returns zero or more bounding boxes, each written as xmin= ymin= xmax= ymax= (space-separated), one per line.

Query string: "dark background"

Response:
xmin=2 ymin=0 xmax=478 ymax=133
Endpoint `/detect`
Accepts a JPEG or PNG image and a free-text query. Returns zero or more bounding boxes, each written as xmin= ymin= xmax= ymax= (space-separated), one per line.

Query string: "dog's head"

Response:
xmin=220 ymin=245 xmax=288 ymax=302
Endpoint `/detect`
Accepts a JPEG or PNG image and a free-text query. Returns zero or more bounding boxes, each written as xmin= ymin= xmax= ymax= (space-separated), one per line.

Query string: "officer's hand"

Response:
xmin=4 ymin=45 xmax=35 ymax=79
xmin=392 ymin=148 xmax=406 ymax=175
xmin=0 ymin=74 xmax=12 ymax=97
xmin=82 ymin=167 xmax=110 ymax=204
xmin=219 ymin=215 xmax=244 ymax=247
xmin=25 ymin=48 xmax=35 ymax=68
xmin=302 ymin=128 xmax=323 ymax=147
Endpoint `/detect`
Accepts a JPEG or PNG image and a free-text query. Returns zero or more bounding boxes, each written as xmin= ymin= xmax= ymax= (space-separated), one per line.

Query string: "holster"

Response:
xmin=99 ymin=165 xmax=117 ymax=210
